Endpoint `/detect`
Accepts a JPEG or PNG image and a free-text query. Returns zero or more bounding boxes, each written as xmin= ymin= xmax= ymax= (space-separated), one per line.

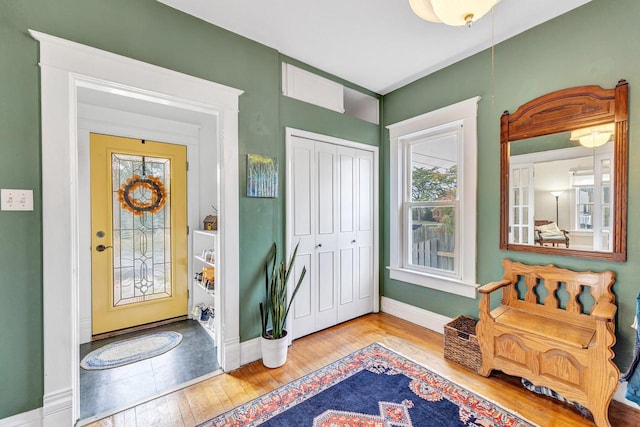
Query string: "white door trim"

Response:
xmin=30 ymin=30 xmax=243 ymax=425
xmin=284 ymin=127 xmax=380 ymax=341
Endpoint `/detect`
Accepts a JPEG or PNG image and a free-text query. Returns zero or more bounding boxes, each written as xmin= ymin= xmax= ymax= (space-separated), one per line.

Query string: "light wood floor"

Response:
xmin=87 ymin=313 xmax=640 ymax=426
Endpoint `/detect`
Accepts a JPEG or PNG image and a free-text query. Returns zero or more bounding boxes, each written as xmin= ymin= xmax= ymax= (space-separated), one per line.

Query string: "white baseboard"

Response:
xmin=79 ymin=316 xmax=92 ymax=345
xmin=380 ymin=296 xmax=640 ymax=411
xmin=237 ymin=298 xmax=451 ymax=367
xmin=42 ymin=388 xmax=71 ymax=418
xmin=240 ymin=337 xmax=262 ymax=366
xmin=381 ymin=296 xmax=452 ymax=334
xmin=42 ymin=387 xmax=72 ymax=426
xmin=222 ymin=337 xmax=241 ymax=372
xmin=0 ymin=409 xmax=42 ymax=427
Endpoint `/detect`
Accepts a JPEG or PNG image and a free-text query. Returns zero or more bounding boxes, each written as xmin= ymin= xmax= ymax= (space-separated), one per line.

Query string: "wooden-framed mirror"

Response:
xmin=499 ymin=80 xmax=629 ymax=261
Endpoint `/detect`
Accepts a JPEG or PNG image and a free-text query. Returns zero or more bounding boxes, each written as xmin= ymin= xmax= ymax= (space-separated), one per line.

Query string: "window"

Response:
xmin=576 ymin=186 xmax=594 ymax=230
xmin=509 ymin=164 xmax=534 ymax=245
xmin=387 ymin=97 xmax=479 ymax=298
xmin=570 ymin=155 xmax=612 ymax=251
xmin=407 ymin=127 xmax=459 ymax=275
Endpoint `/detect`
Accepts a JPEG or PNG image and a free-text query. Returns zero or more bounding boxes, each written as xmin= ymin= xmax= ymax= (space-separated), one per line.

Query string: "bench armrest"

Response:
xmin=478 ymin=279 xmax=511 ymax=295
xmin=478 ymin=280 xmax=511 ymax=319
xmin=591 ymin=298 xmax=617 ymax=321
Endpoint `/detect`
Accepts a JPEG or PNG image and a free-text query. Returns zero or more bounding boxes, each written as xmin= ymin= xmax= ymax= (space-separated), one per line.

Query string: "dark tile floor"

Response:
xmin=79 ymin=319 xmax=219 ymax=421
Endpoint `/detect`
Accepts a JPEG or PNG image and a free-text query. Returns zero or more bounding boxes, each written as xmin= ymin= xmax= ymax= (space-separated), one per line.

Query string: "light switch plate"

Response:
xmin=1 ymin=189 xmax=34 ymax=211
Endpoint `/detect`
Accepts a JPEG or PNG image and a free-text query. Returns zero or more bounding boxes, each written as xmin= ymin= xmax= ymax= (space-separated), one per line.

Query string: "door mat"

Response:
xmin=80 ymin=331 xmax=182 ymax=370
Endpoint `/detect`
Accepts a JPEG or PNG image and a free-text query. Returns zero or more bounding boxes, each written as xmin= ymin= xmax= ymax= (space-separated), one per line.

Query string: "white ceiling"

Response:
xmin=157 ymin=0 xmax=590 ymax=95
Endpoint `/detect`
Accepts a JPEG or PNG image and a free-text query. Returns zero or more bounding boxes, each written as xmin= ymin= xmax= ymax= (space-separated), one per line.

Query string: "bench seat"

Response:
xmin=477 ymin=259 xmax=619 ymax=427
xmin=493 ymin=307 xmax=596 ymax=349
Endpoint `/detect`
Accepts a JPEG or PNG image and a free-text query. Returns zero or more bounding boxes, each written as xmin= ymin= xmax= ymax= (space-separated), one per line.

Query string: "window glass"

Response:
xmin=407 ymin=132 xmax=458 ymax=274
xmin=408 ymin=205 xmax=456 ymax=272
xmin=577 ymin=187 xmax=594 ymax=230
xmin=410 ymin=134 xmax=457 ymax=202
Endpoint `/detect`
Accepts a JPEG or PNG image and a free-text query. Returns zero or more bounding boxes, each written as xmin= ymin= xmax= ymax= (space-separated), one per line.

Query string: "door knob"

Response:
xmin=351 ymin=240 xmax=356 ymax=244
xmin=96 ymin=244 xmax=113 ymax=252
xmin=316 ymin=243 xmax=322 ymax=248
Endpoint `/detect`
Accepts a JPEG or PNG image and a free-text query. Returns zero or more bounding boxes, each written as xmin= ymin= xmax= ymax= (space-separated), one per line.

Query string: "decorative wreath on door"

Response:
xmin=117 ymin=174 xmax=167 ymax=216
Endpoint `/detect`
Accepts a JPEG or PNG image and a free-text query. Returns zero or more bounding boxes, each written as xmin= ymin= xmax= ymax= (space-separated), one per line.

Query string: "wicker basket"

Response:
xmin=444 ymin=315 xmax=482 ymax=373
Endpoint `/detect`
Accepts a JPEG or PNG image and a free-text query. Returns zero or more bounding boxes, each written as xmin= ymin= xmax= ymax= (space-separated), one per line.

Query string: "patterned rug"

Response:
xmin=80 ymin=331 xmax=182 ymax=370
xmin=199 ymin=343 xmax=535 ymax=427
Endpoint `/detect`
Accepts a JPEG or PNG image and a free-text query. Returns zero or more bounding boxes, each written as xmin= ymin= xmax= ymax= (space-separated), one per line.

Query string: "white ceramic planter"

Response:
xmin=261 ymin=331 xmax=289 ymax=368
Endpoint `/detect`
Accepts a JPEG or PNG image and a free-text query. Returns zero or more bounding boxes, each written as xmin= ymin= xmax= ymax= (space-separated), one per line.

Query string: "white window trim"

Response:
xmin=387 ymin=97 xmax=480 ymax=298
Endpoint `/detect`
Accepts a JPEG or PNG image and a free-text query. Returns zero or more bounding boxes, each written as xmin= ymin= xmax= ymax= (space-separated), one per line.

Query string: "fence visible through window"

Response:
xmin=410 ymin=206 xmax=455 ymax=272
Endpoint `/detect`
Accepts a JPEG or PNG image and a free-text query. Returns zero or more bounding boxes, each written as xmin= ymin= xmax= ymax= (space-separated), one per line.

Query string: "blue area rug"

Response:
xmin=199 ymin=343 xmax=535 ymax=426
xmin=80 ymin=331 xmax=182 ymax=370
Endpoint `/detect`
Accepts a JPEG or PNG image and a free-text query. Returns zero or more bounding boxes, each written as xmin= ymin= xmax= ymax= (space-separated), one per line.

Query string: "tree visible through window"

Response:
xmin=408 ymin=134 xmax=458 ymax=273
xmin=411 ymin=165 xmax=457 ymax=201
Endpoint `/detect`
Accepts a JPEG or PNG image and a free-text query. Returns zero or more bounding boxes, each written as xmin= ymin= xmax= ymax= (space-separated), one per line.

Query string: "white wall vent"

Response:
xmin=282 ymin=62 xmax=379 ymax=125
xmin=282 ymin=63 xmax=344 ymax=113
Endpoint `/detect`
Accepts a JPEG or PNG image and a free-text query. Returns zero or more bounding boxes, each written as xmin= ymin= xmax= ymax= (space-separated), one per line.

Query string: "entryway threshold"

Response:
xmin=76 ymin=368 xmax=223 ymax=427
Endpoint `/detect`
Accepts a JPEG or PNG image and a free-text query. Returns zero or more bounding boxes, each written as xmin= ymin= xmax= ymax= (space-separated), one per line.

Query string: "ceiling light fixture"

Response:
xmin=569 ymin=124 xmax=615 ymax=148
xmin=409 ymin=0 xmax=502 ymax=27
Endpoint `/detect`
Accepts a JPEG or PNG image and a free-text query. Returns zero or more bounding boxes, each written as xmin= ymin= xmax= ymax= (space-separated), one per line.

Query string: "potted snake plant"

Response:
xmin=259 ymin=242 xmax=306 ymax=368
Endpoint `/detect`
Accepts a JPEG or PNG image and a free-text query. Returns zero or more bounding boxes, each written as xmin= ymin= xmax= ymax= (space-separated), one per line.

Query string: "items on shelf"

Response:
xmin=201 ymin=248 xmax=215 ymax=263
xmin=191 ymin=303 xmax=215 ymax=324
xmin=194 ymin=266 xmax=215 ymax=292
xmin=192 ymin=229 xmax=217 ymax=339
xmin=202 ymin=266 xmax=215 ymax=291
xmin=203 ymin=206 xmax=218 ymax=230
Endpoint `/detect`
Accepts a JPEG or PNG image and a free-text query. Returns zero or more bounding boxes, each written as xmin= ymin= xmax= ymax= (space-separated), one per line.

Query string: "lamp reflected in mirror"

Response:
xmin=550 ymin=191 xmax=563 ymax=224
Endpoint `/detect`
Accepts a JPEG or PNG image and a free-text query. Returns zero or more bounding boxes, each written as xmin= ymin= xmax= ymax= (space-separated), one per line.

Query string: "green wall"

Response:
xmin=0 ymin=0 xmax=378 ymax=419
xmin=3 ymin=0 xmax=638 ymax=420
xmin=383 ymin=0 xmax=639 ymax=372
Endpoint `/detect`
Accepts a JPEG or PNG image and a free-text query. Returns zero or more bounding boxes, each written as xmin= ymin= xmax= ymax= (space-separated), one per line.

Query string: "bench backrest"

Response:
xmin=500 ymin=258 xmax=615 ymax=326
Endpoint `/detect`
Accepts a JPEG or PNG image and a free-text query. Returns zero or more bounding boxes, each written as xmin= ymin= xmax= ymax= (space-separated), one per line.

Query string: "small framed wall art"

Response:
xmin=247 ymin=154 xmax=278 ymax=198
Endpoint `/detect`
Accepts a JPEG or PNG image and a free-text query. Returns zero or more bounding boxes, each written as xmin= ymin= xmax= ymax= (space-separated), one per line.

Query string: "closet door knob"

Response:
xmin=316 ymin=244 xmax=322 ymax=248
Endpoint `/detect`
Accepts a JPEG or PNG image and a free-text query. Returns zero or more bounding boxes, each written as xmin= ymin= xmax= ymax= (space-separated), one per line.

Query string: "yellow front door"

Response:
xmin=90 ymin=133 xmax=188 ymax=335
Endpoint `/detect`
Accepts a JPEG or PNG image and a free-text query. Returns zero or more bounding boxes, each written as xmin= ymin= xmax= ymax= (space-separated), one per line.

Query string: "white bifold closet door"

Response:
xmin=289 ymin=135 xmax=374 ymax=340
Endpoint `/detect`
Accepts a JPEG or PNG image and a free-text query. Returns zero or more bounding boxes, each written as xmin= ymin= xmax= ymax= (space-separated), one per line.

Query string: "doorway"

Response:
xmin=285 ymin=128 xmax=380 ymax=340
xmin=77 ymin=109 xmax=222 ymax=423
xmin=33 ymin=30 xmax=243 ymax=424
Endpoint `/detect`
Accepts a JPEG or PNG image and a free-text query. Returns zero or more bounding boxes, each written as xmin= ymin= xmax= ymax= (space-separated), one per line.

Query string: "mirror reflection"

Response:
xmin=508 ymin=128 xmax=614 ymax=252
xmin=499 ymin=80 xmax=627 ymax=261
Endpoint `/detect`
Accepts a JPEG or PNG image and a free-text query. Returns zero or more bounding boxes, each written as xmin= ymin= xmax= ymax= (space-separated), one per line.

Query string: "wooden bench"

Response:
xmin=477 ymin=259 xmax=619 ymax=427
